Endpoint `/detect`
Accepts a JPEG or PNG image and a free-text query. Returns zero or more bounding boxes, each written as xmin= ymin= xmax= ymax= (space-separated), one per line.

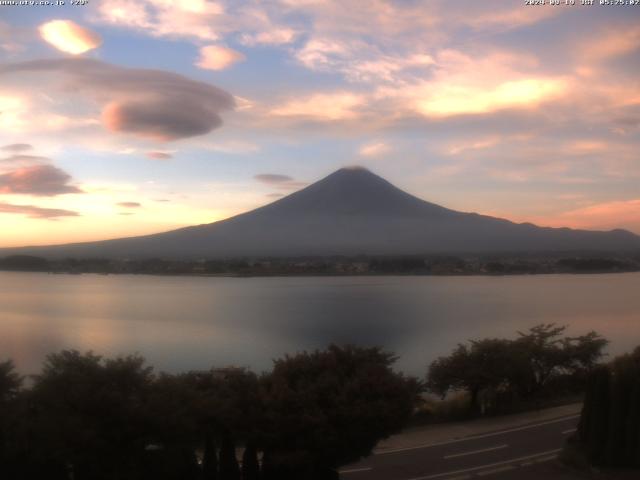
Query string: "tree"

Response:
xmin=219 ymin=432 xmax=240 ymax=480
xmin=427 ymin=325 xmax=608 ymax=414
xmin=0 ymin=360 xmax=24 ymax=478
xmin=241 ymin=441 xmax=260 ymax=480
xmin=578 ymin=366 xmax=610 ymax=464
xmin=577 ymin=346 xmax=640 ymax=467
xmin=29 ymin=350 xmax=154 ymax=480
xmin=202 ymin=434 xmax=218 ymax=480
xmin=261 ymin=344 xmax=421 ymax=477
xmin=514 ymin=324 xmax=607 ymax=398
xmin=427 ymin=338 xmax=526 ymax=414
xmin=0 ymin=360 xmax=22 ymax=402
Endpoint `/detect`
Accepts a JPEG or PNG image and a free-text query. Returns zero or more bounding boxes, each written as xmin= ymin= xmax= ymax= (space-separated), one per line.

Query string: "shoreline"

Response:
xmin=1 ymin=269 xmax=639 ymax=278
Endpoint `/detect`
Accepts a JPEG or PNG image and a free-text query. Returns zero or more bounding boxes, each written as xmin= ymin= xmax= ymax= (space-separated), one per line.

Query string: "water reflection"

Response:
xmin=1 ymin=272 xmax=639 ymax=375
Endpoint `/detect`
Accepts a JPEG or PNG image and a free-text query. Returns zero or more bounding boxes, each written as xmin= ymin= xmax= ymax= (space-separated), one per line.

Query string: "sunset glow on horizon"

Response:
xmin=1 ymin=1 xmax=639 ymax=247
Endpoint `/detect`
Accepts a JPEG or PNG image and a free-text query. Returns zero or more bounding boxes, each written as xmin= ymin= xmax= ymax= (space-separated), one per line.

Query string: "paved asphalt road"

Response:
xmin=339 ymin=414 xmax=580 ymax=480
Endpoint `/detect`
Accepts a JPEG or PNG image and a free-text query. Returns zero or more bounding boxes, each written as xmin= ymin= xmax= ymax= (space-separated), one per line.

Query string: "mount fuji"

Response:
xmin=3 ymin=167 xmax=639 ymax=259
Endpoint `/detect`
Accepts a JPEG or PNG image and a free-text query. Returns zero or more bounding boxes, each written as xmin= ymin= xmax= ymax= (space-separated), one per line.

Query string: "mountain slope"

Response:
xmin=3 ymin=167 xmax=639 ymax=258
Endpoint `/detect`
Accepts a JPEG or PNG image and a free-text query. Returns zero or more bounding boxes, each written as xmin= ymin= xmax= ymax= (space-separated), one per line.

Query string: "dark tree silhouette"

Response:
xmin=0 ymin=360 xmax=22 ymax=402
xmin=261 ymin=344 xmax=421 ymax=477
xmin=0 ymin=345 xmax=421 ymax=480
xmin=219 ymin=432 xmax=241 ymax=480
xmin=241 ymin=441 xmax=260 ymax=480
xmin=577 ymin=346 xmax=640 ymax=467
xmin=427 ymin=325 xmax=608 ymax=414
xmin=202 ymin=434 xmax=218 ymax=480
xmin=29 ymin=350 xmax=154 ymax=480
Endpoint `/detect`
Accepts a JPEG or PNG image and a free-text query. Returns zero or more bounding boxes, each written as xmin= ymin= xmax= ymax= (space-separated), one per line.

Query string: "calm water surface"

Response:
xmin=1 ymin=271 xmax=638 ymax=376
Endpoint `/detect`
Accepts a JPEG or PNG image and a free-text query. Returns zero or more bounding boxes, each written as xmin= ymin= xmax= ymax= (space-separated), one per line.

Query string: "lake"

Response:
xmin=1 ymin=271 xmax=638 ymax=376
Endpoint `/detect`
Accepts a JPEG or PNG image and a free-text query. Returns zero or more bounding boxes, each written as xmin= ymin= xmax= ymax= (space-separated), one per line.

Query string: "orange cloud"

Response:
xmin=581 ymin=26 xmax=640 ymax=63
xmin=39 ymin=20 xmax=102 ymax=55
xmin=197 ymin=45 xmax=246 ymax=70
xmin=270 ymin=91 xmax=366 ymax=120
xmin=537 ymin=199 xmax=640 ymax=234
xmin=358 ymin=141 xmax=389 ymax=157
xmin=416 ymin=77 xmax=566 ymax=117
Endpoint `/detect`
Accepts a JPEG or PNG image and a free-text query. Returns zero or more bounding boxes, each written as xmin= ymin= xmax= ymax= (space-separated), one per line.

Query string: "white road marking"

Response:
xmin=404 ymin=448 xmax=562 ymax=480
xmin=339 ymin=467 xmax=373 ymax=474
xmin=534 ymin=455 xmax=558 ymax=463
xmin=562 ymin=428 xmax=577 ymax=435
xmin=377 ymin=415 xmax=579 ymax=455
xmin=443 ymin=444 xmax=508 ymax=459
xmin=477 ymin=465 xmax=515 ymax=476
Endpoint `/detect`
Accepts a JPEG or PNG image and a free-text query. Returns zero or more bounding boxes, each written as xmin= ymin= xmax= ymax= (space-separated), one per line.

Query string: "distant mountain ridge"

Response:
xmin=3 ymin=167 xmax=639 ymax=259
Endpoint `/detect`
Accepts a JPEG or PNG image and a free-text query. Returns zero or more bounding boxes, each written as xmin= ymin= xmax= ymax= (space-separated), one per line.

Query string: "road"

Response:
xmin=339 ymin=414 xmax=579 ymax=480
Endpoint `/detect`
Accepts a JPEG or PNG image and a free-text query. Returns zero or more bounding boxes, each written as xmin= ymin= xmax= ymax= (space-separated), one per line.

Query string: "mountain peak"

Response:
xmin=2 ymin=167 xmax=639 ymax=259
xmin=259 ymin=166 xmax=451 ymax=218
xmin=338 ymin=165 xmax=370 ymax=172
xmin=319 ymin=166 xmax=388 ymax=187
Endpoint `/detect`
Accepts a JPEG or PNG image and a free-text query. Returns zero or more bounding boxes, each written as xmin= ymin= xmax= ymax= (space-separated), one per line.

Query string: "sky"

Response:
xmin=0 ymin=0 xmax=639 ymax=247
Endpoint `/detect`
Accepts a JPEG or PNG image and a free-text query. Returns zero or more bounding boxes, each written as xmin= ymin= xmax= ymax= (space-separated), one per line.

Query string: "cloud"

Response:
xmin=358 ymin=141 xmax=389 ymax=157
xmin=0 ymin=21 xmax=29 ymax=55
xmin=254 ymin=173 xmax=307 ymax=191
xmin=102 ymin=99 xmax=224 ymax=140
xmin=117 ymin=201 xmax=141 ymax=207
xmin=197 ymin=45 xmax=245 ymax=70
xmin=266 ymin=192 xmax=284 ymax=198
xmin=39 ymin=20 xmax=102 ymax=55
xmin=295 ymin=37 xmax=435 ymax=83
xmin=580 ymin=26 xmax=640 ymax=63
xmin=97 ymin=0 xmax=224 ymax=41
xmin=270 ymin=91 xmax=366 ymax=120
xmin=1 ymin=154 xmax=51 ymax=167
xmin=0 ymin=58 xmax=235 ymax=141
xmin=415 ymin=77 xmax=566 ymax=117
xmin=1 ymin=143 xmax=32 ymax=152
xmin=147 ymin=151 xmax=173 ymax=160
xmin=0 ymin=202 xmax=79 ymax=219
xmin=254 ymin=173 xmax=294 ymax=184
xmin=240 ymin=28 xmax=297 ymax=46
xmin=0 ymin=165 xmax=83 ymax=196
xmin=445 ymin=136 xmax=502 ymax=156
xmin=536 ymin=199 xmax=640 ymax=234
xmin=95 ymin=0 xmax=294 ymax=46
xmin=462 ymin=4 xmax=559 ymax=32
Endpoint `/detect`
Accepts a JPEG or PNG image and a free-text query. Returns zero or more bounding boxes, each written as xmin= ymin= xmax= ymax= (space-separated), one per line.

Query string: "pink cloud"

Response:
xmin=541 ymin=199 xmax=640 ymax=234
xmin=147 ymin=151 xmax=173 ymax=160
xmin=196 ymin=45 xmax=245 ymax=70
xmin=0 ymin=202 xmax=79 ymax=219
xmin=0 ymin=59 xmax=235 ymax=142
xmin=0 ymin=165 xmax=83 ymax=196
